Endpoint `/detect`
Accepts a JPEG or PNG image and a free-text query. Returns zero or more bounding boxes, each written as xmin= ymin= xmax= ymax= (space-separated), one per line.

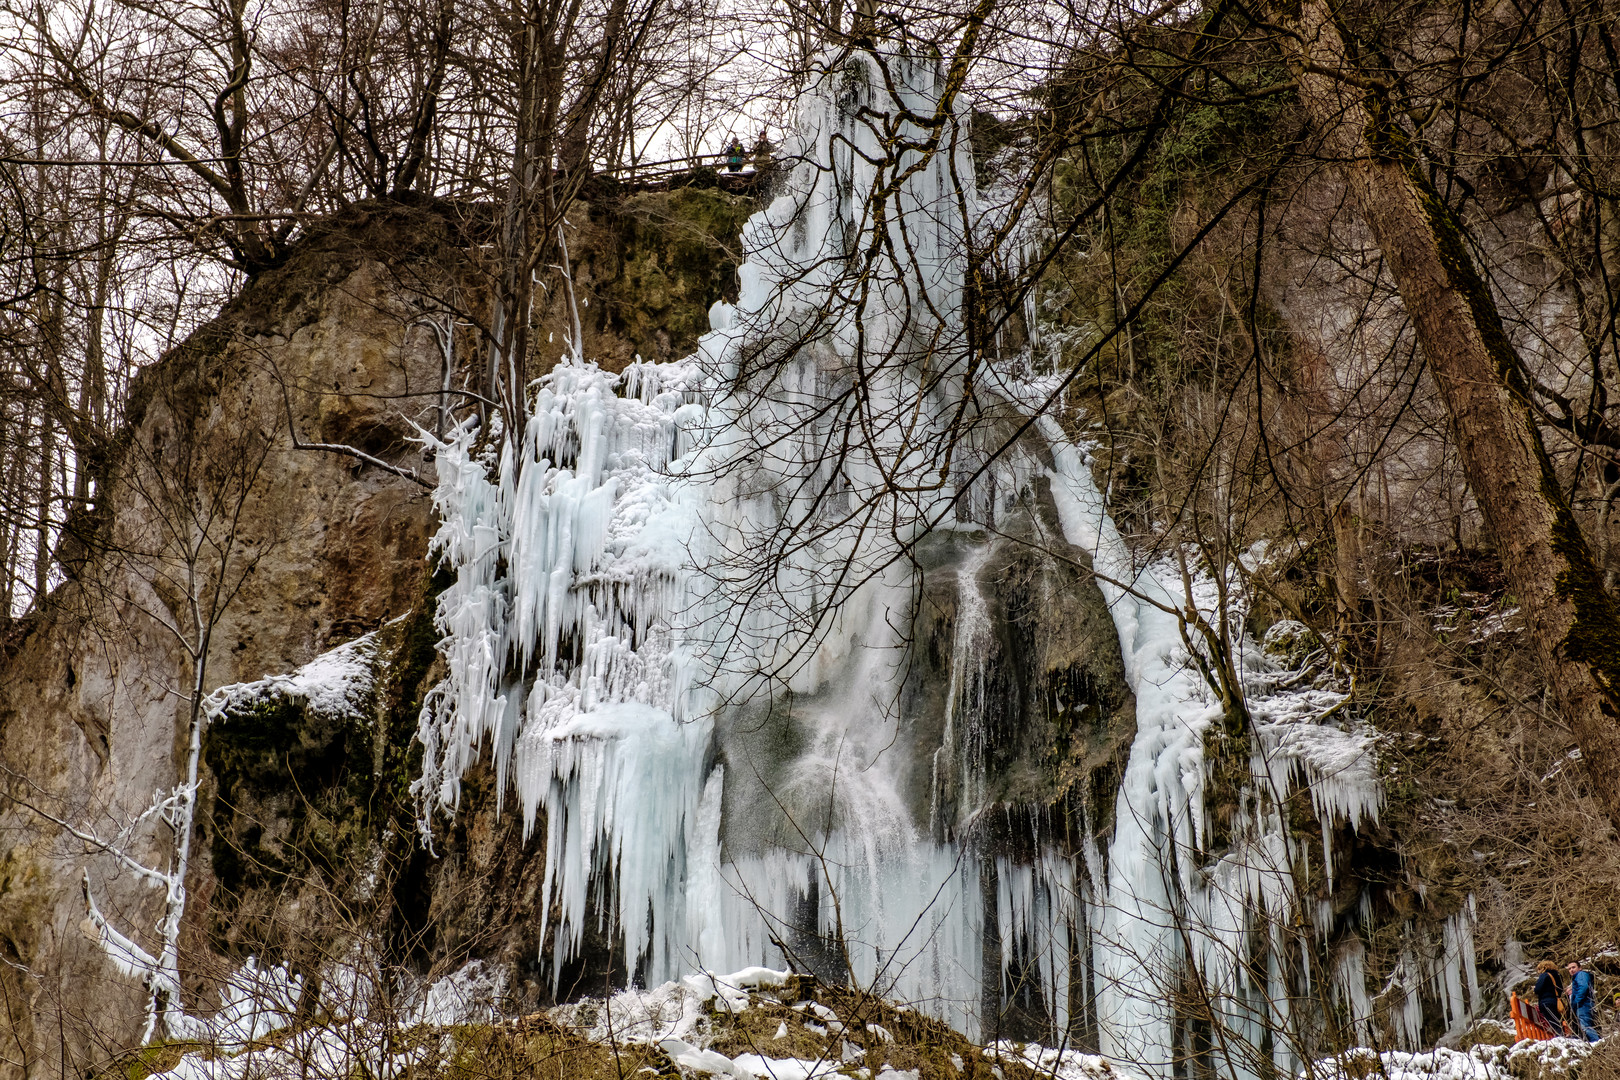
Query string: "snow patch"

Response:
xmin=1308 ymin=1038 xmax=1597 ymax=1080
xmin=205 ymin=631 xmax=380 ymax=723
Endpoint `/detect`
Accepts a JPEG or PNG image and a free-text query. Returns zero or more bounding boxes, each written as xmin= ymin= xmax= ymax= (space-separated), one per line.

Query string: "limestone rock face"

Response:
xmin=525 ymin=187 xmax=755 ymax=370
xmin=0 ymin=203 xmax=457 ymax=1076
xmin=903 ymin=477 xmax=1136 ymax=844
xmin=0 ymin=195 xmax=765 ymax=1074
xmin=0 ymin=193 xmax=1143 ymax=1072
xmin=714 ymin=460 xmax=1137 ymax=868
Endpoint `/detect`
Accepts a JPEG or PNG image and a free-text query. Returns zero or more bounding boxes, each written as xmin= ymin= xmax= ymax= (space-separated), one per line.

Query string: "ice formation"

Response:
xmin=210 ymin=957 xmax=304 ymax=1047
xmin=414 ymin=46 xmax=989 ymax=1007
xmin=416 ymin=357 xmax=715 ymax=983
xmin=411 ymin=40 xmax=1468 ymax=1077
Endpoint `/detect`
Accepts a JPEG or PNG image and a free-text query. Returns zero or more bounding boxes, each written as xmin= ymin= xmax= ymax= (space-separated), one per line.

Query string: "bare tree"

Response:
xmin=5 ymin=356 xmax=283 ymax=1040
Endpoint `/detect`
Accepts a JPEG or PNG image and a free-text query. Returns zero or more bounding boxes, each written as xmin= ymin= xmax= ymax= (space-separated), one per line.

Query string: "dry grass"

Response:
xmin=107 ymin=1042 xmax=197 ymax=1080
xmin=412 ymin=975 xmax=1054 ymax=1080
xmin=97 ymin=974 xmax=1057 ymax=1080
xmin=418 ymin=1015 xmax=654 ymax=1080
xmin=702 ymin=979 xmax=1045 ymax=1080
xmin=1579 ymin=1040 xmax=1620 ymax=1080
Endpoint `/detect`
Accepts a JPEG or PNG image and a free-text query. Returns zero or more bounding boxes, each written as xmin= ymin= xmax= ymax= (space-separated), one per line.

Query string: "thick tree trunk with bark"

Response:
xmin=1269 ymin=0 xmax=1620 ymax=832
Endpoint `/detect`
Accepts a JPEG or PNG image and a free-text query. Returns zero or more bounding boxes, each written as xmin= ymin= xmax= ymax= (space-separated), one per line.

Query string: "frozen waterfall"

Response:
xmin=413 ymin=44 xmax=1471 ymax=1073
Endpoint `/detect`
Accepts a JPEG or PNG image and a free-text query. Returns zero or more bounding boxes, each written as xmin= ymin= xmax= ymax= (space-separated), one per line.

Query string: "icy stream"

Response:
xmin=412 ymin=45 xmax=1477 ymax=1074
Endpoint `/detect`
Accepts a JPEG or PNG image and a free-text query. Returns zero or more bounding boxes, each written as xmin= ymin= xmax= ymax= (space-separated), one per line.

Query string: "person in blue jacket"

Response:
xmin=1566 ymin=960 xmax=1600 ymax=1042
xmin=1536 ymin=960 xmax=1568 ymax=1035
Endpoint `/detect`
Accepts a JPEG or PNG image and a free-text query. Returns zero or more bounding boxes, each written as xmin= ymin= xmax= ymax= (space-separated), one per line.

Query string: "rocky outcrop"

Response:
xmin=514 ymin=186 xmax=755 ymax=371
xmin=0 ymin=201 xmax=462 ymax=1075
xmin=0 ymin=190 xmax=762 ymax=1076
xmin=903 ymin=475 xmax=1136 ymax=844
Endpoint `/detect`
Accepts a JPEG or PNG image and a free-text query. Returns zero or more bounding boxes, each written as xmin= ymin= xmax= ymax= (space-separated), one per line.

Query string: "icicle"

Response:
xmin=408 ymin=39 xmax=1432 ymax=1072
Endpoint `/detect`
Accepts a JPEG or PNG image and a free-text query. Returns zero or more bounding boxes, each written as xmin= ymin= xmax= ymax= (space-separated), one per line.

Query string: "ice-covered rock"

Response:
xmin=1261 ymin=619 xmax=1322 ymax=668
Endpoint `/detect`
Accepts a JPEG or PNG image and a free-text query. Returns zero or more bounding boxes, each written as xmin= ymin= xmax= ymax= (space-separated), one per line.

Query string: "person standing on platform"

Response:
xmin=1567 ymin=960 xmax=1600 ymax=1042
xmin=1536 ymin=960 xmax=1569 ymax=1036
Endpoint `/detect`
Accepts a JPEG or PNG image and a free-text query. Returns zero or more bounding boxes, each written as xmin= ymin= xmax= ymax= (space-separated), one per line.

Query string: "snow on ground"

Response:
xmin=724 ymin=1053 xmax=846 ymax=1079
xmin=139 ymin=960 xmax=1604 ymax=1080
xmin=210 ymin=957 xmax=303 ymax=1048
xmin=988 ymin=1041 xmax=1147 ymax=1080
xmin=1307 ymin=1039 xmax=1598 ymax=1080
xmin=144 ymin=1023 xmax=426 ymax=1080
xmin=409 ymin=959 xmax=507 ymax=1026
xmin=550 ymin=967 xmax=795 ymax=1046
xmin=143 ymin=960 xmax=507 ymax=1080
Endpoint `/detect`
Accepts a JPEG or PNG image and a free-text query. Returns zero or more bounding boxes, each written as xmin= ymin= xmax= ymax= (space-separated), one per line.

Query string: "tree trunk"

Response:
xmin=1270 ymin=0 xmax=1620 ymax=832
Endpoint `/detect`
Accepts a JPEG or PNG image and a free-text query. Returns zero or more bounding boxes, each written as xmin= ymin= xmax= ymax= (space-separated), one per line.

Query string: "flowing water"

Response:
xmin=414 ymin=46 xmax=1472 ymax=1075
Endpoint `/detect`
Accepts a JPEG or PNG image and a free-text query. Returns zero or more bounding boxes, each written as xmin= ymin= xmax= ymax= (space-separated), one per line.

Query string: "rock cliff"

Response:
xmin=0 ymin=200 xmax=466 ymax=1074
xmin=0 ymin=188 xmax=848 ymax=1075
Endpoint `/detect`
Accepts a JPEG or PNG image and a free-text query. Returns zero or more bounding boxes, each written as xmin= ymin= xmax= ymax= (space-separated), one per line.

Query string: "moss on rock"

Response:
xmin=575 ymin=188 xmax=755 ymax=366
xmin=202 ymin=682 xmax=376 ymax=907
